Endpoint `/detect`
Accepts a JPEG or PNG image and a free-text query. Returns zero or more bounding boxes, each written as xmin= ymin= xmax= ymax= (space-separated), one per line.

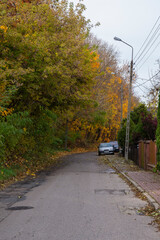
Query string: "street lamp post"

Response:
xmin=114 ymin=37 xmax=133 ymax=160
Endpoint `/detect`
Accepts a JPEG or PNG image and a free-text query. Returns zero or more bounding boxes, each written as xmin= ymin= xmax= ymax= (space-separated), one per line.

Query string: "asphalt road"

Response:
xmin=0 ymin=152 xmax=160 ymax=240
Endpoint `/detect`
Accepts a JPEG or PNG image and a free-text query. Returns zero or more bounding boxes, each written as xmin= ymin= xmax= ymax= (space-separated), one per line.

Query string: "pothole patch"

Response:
xmin=95 ymin=189 xmax=127 ymax=195
xmin=7 ymin=206 xmax=34 ymax=211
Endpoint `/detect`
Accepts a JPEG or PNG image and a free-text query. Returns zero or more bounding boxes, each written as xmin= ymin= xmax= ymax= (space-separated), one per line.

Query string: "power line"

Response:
xmin=143 ymin=69 xmax=160 ymax=81
xmin=135 ymin=32 xmax=160 ymax=68
xmin=133 ymin=70 xmax=160 ymax=89
xmin=134 ymin=16 xmax=160 ymax=62
xmin=135 ymin=24 xmax=160 ymax=64
xmin=133 ymin=83 xmax=150 ymax=91
xmin=133 ymin=79 xmax=152 ymax=89
xmin=133 ymin=85 xmax=149 ymax=100
xmin=133 ymin=85 xmax=149 ymax=103
xmin=136 ymin=40 xmax=160 ymax=70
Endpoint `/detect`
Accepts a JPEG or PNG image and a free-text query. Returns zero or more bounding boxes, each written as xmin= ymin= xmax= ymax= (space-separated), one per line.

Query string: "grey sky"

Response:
xmin=70 ymin=0 xmax=160 ymax=101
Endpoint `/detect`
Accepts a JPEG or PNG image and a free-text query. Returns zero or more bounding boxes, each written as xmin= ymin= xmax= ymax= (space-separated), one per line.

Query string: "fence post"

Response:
xmin=144 ymin=141 xmax=150 ymax=170
xmin=154 ymin=140 xmax=157 ymax=166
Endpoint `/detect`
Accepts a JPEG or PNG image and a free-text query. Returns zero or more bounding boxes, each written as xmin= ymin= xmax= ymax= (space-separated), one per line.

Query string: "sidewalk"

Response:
xmin=106 ymin=155 xmax=160 ymax=208
xmin=127 ymin=171 xmax=160 ymax=205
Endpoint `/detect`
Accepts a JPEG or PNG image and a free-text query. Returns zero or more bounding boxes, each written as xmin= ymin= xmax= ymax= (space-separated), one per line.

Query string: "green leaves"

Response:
xmin=118 ymin=104 xmax=157 ymax=150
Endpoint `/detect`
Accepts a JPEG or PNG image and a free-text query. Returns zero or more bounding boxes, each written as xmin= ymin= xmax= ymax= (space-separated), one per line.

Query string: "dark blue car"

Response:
xmin=109 ymin=141 xmax=119 ymax=152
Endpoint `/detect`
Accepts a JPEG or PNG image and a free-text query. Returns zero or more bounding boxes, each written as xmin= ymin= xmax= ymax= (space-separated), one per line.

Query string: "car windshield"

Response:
xmin=110 ymin=141 xmax=118 ymax=146
xmin=100 ymin=143 xmax=112 ymax=147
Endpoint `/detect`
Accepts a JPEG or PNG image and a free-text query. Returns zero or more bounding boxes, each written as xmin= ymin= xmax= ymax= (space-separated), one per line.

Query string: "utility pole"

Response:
xmin=125 ymin=56 xmax=133 ymax=160
xmin=114 ymin=37 xmax=133 ymax=160
xmin=120 ymin=82 xmax=123 ymax=129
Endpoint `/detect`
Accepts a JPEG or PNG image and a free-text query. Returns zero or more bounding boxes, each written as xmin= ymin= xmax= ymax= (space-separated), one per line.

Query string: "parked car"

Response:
xmin=109 ymin=141 xmax=119 ymax=152
xmin=98 ymin=143 xmax=114 ymax=156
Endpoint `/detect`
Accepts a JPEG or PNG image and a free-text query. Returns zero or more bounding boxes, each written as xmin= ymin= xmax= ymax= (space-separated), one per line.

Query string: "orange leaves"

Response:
xmin=0 ymin=107 xmax=14 ymax=117
xmin=90 ymin=51 xmax=100 ymax=71
xmin=117 ymin=77 xmax=122 ymax=84
xmin=91 ymin=61 xmax=100 ymax=70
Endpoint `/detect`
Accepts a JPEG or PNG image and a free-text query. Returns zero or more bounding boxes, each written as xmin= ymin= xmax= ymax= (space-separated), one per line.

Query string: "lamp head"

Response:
xmin=114 ymin=36 xmax=122 ymax=42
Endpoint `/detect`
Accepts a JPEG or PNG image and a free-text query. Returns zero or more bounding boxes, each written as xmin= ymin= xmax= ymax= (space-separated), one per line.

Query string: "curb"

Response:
xmin=106 ymin=157 xmax=160 ymax=210
xmin=121 ymin=172 xmax=160 ymax=210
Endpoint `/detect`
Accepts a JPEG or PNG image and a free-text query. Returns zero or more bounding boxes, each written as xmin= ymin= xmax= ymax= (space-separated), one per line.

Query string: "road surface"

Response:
xmin=0 ymin=152 xmax=160 ymax=240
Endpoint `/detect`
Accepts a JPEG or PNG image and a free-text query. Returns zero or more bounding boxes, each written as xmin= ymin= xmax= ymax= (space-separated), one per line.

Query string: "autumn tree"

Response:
xmin=86 ymin=36 xmax=139 ymax=142
xmin=0 ymin=0 xmax=99 ymax=114
xmin=0 ymin=0 xmax=140 ymax=158
xmin=0 ymin=0 xmax=100 ymax=160
xmin=67 ymin=35 xmax=140 ymax=146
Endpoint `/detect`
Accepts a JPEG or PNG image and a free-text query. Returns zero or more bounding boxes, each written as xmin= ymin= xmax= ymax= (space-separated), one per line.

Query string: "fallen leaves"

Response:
xmin=0 ymin=147 xmax=91 ymax=190
xmin=139 ymin=205 xmax=160 ymax=230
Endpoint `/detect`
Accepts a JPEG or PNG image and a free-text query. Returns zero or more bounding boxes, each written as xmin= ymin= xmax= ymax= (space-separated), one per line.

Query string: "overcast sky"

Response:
xmin=70 ymin=0 xmax=160 ymax=101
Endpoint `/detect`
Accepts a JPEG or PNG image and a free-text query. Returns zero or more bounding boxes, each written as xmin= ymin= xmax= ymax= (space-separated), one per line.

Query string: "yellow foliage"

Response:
xmin=24 ymin=34 xmax=29 ymax=38
xmin=106 ymin=67 xmax=112 ymax=74
xmin=0 ymin=25 xmax=8 ymax=33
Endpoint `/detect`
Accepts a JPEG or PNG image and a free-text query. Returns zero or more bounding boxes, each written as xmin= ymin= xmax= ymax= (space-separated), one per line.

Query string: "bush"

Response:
xmin=29 ymin=109 xmax=62 ymax=156
xmin=0 ymin=111 xmax=33 ymax=165
xmin=118 ymin=104 xmax=157 ymax=151
xmin=0 ymin=109 xmax=64 ymax=169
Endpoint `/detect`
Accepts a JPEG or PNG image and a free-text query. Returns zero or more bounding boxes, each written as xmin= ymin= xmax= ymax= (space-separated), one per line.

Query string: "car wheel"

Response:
xmin=98 ymin=152 xmax=101 ymax=156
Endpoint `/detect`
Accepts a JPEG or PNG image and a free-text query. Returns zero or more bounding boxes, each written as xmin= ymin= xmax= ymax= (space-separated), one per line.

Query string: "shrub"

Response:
xmin=0 ymin=111 xmax=33 ymax=165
